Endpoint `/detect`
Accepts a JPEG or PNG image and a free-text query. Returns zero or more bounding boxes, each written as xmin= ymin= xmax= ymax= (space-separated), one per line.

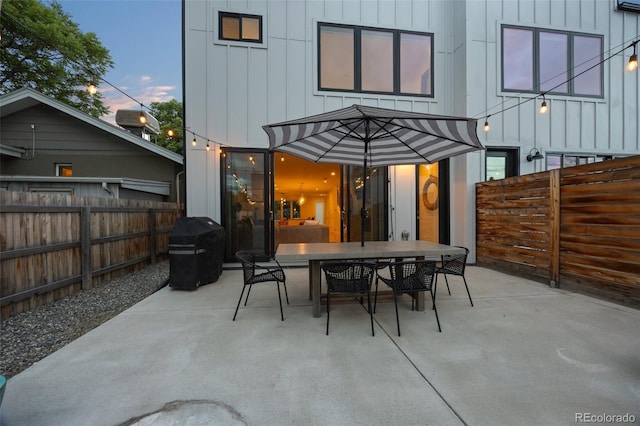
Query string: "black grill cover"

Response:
xmin=169 ymin=217 xmax=225 ymax=289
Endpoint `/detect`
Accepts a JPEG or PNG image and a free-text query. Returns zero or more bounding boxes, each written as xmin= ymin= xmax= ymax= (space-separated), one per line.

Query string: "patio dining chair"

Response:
xmin=321 ymin=261 xmax=377 ymax=336
xmin=234 ymin=251 xmax=289 ymax=321
xmin=375 ymin=259 xmax=441 ymax=335
xmin=434 ymin=246 xmax=473 ymax=307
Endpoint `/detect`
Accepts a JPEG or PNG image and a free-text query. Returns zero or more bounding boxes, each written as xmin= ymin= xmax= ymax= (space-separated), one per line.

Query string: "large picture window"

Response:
xmin=319 ymin=23 xmax=433 ymax=97
xmin=502 ymin=25 xmax=603 ymax=97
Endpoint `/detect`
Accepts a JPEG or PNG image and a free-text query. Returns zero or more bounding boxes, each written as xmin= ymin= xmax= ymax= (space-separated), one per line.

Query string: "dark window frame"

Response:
xmin=218 ymin=11 xmax=263 ymax=44
xmin=617 ymin=0 xmax=640 ymax=13
xmin=501 ymin=25 xmax=604 ymax=98
xmin=318 ymin=22 xmax=434 ymax=98
xmin=485 ymin=148 xmax=520 ymax=181
xmin=55 ymin=163 xmax=73 ymax=177
xmin=545 ymin=152 xmax=615 ymax=170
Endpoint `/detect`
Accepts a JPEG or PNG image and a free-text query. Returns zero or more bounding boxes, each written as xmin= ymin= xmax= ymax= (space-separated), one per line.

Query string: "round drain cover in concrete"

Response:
xmin=122 ymin=400 xmax=246 ymax=426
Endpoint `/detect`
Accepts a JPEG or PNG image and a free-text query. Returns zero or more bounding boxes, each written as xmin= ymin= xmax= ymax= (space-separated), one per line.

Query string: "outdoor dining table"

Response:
xmin=275 ymin=240 xmax=466 ymax=317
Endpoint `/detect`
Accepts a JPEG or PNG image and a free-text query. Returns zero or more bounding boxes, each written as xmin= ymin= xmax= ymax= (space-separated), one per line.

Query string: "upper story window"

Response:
xmin=219 ymin=12 xmax=262 ymax=43
xmin=502 ymin=25 xmax=603 ymax=98
xmin=617 ymin=0 xmax=640 ymax=13
xmin=318 ymin=23 xmax=434 ymax=97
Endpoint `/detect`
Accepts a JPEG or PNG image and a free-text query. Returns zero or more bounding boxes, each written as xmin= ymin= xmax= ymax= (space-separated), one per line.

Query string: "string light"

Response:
xmin=184 ymin=128 xmax=234 ymax=159
xmin=167 ymin=129 xmax=175 ymax=138
xmin=139 ymin=104 xmax=147 ymax=124
xmin=87 ymin=82 xmax=97 ymax=95
xmin=483 ymin=115 xmax=490 ymax=132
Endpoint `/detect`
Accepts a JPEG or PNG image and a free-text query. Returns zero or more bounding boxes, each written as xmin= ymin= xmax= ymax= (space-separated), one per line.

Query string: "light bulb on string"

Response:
xmin=483 ymin=115 xmax=490 ymax=132
xmin=139 ymin=104 xmax=147 ymax=124
xmin=87 ymin=82 xmax=97 ymax=95
xmin=191 ymin=136 xmax=197 ymax=146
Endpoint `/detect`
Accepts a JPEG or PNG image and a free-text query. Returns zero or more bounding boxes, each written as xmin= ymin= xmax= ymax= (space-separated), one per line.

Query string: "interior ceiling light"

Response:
xmin=298 ymin=182 xmax=306 ymax=205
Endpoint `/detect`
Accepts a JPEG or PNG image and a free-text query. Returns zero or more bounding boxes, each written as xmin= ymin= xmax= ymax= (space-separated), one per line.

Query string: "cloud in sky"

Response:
xmin=100 ymin=75 xmax=178 ymax=124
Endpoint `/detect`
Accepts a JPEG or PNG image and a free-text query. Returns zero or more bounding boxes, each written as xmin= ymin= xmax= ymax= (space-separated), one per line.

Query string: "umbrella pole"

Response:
xmin=361 ymin=137 xmax=368 ymax=247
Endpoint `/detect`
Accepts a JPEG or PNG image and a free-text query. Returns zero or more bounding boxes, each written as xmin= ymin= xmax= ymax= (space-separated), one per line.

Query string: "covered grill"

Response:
xmin=169 ymin=217 xmax=225 ymax=289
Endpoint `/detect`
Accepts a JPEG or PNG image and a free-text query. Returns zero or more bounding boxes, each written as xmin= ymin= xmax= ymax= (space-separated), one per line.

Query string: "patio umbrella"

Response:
xmin=263 ymin=104 xmax=484 ymax=246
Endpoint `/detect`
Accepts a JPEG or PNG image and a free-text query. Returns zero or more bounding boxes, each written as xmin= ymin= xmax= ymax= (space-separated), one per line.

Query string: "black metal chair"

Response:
xmin=434 ymin=246 xmax=473 ymax=307
xmin=375 ymin=259 xmax=441 ymax=335
xmin=234 ymin=251 xmax=289 ymax=321
xmin=321 ymin=261 xmax=377 ymax=336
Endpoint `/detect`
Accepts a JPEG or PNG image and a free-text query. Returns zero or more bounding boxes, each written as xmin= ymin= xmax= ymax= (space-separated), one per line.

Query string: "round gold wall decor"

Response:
xmin=422 ymin=176 xmax=439 ymax=210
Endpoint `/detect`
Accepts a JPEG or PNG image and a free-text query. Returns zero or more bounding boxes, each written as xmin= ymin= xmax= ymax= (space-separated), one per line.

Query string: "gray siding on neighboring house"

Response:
xmin=1 ymin=93 xmax=183 ymax=202
xmin=2 ymin=104 xmax=180 ymax=180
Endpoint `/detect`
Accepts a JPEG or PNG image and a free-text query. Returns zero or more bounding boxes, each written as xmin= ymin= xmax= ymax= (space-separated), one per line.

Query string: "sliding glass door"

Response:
xmin=221 ymin=149 xmax=270 ymax=261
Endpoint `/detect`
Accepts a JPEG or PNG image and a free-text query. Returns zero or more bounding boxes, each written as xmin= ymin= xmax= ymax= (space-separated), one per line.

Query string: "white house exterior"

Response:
xmin=183 ymin=0 xmax=640 ymax=262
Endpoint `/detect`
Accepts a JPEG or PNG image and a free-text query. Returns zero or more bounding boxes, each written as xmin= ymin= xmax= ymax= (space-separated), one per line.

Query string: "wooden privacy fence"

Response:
xmin=0 ymin=191 xmax=182 ymax=320
xmin=476 ymin=155 xmax=640 ymax=307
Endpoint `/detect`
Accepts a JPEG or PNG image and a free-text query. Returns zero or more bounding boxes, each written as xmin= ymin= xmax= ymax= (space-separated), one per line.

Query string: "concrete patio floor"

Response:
xmin=1 ymin=265 xmax=638 ymax=426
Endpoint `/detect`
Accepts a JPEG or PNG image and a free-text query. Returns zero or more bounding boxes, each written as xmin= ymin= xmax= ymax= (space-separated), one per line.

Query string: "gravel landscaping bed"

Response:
xmin=0 ymin=261 xmax=169 ymax=379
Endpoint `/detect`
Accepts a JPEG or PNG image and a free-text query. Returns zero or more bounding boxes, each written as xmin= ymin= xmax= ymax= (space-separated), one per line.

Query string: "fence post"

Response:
xmin=149 ymin=209 xmax=157 ymax=264
xmin=549 ymin=169 xmax=560 ymax=288
xmin=81 ymin=206 xmax=92 ymax=290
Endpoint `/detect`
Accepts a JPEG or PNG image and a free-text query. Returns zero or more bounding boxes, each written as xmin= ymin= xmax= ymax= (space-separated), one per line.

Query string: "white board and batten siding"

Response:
xmin=468 ymin=0 xmax=640 ymax=172
xmin=184 ymin=0 xmax=640 ymax=259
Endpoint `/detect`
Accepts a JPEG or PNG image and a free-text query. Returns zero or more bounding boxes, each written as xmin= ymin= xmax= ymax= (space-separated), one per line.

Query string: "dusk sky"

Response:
xmin=52 ymin=0 xmax=182 ymax=122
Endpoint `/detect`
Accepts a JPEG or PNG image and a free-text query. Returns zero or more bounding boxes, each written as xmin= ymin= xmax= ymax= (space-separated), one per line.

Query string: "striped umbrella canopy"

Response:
xmin=263 ymin=104 xmax=484 ymax=246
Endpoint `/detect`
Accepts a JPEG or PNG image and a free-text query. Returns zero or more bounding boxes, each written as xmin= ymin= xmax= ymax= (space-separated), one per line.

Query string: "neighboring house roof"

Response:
xmin=0 ymin=87 xmax=183 ymax=165
xmin=0 ymin=144 xmax=26 ymax=158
